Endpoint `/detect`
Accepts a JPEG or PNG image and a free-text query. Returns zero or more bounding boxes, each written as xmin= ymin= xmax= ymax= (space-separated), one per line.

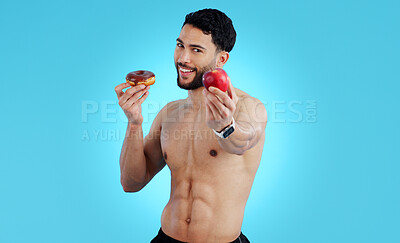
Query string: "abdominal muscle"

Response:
xmin=160 ymin=167 xmax=251 ymax=243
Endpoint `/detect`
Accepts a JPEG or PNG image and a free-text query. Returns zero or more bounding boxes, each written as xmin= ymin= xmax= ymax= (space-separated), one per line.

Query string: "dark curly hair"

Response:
xmin=182 ymin=9 xmax=236 ymax=53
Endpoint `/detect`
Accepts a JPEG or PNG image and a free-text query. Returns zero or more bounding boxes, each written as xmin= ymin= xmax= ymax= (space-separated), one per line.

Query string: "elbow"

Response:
xmin=121 ymin=178 xmax=144 ymax=193
xmin=231 ymin=147 xmax=246 ymax=155
xmin=223 ymin=145 xmax=247 ymax=155
xmin=220 ymin=141 xmax=248 ymax=155
xmin=122 ymin=185 xmax=142 ymax=193
xmin=235 ymin=149 xmax=246 ymax=156
xmin=230 ymin=140 xmax=251 ymax=155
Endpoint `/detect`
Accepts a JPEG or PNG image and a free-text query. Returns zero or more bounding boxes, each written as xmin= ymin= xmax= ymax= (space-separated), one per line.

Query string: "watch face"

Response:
xmin=223 ymin=126 xmax=235 ymax=138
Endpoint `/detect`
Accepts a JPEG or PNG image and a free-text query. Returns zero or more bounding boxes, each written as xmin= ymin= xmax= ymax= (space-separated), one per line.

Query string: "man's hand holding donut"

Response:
xmin=115 ymin=83 xmax=150 ymax=125
xmin=202 ymin=77 xmax=238 ymax=132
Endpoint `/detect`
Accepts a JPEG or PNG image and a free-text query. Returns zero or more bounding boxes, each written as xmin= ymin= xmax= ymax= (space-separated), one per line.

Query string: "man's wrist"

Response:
xmin=216 ymin=119 xmax=234 ymax=133
xmin=127 ymin=122 xmax=142 ymax=131
xmin=213 ymin=118 xmax=235 ymax=139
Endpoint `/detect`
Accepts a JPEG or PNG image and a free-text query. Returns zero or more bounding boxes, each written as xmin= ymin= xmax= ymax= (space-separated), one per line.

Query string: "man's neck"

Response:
xmin=186 ymin=87 xmax=206 ymax=110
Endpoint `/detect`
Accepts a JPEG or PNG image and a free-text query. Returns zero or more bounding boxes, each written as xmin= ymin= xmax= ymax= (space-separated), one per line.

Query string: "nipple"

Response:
xmin=209 ymin=149 xmax=217 ymax=157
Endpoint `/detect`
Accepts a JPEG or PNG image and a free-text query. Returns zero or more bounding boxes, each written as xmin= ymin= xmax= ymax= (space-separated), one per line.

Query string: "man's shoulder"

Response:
xmin=234 ymin=88 xmax=267 ymax=122
xmin=162 ymin=99 xmax=184 ymax=112
xmin=235 ymin=88 xmax=264 ymax=107
xmin=155 ymin=99 xmax=184 ymax=121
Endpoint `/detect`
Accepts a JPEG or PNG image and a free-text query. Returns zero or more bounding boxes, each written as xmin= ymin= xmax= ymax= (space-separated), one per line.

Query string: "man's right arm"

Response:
xmin=119 ymin=120 xmax=166 ymax=192
xmin=115 ymin=82 xmax=166 ymax=192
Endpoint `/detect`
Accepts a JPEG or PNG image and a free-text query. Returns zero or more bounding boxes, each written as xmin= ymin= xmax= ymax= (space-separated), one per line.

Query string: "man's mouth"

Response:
xmin=179 ymin=65 xmax=196 ymax=77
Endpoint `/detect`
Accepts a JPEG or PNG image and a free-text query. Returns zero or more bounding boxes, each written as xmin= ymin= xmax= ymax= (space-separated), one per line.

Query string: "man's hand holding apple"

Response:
xmin=202 ymin=69 xmax=238 ymax=132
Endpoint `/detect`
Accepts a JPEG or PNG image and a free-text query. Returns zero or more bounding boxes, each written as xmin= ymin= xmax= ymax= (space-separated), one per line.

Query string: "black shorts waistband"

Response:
xmin=150 ymin=228 xmax=250 ymax=243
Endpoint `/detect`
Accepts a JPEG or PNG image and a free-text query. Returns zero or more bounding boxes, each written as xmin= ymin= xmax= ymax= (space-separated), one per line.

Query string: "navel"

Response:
xmin=164 ymin=152 xmax=168 ymax=160
xmin=186 ymin=218 xmax=191 ymax=223
xmin=209 ymin=149 xmax=218 ymax=157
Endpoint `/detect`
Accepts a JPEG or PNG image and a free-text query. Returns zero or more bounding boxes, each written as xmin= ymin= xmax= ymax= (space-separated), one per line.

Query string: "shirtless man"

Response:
xmin=114 ymin=9 xmax=267 ymax=243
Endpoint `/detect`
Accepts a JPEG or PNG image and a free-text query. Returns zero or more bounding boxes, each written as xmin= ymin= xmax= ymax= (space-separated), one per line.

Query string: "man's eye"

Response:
xmin=177 ymin=43 xmax=183 ymax=48
xmin=193 ymin=48 xmax=201 ymax=53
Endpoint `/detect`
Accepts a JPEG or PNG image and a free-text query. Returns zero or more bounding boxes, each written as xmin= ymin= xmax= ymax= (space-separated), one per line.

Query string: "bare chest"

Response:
xmin=160 ymin=113 xmax=230 ymax=172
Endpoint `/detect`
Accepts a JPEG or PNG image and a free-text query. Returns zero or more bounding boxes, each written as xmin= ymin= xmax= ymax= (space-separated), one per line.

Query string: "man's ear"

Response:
xmin=216 ymin=51 xmax=229 ymax=68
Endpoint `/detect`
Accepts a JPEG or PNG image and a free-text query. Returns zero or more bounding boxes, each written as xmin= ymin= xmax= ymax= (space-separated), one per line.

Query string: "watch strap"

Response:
xmin=213 ymin=118 xmax=235 ymax=139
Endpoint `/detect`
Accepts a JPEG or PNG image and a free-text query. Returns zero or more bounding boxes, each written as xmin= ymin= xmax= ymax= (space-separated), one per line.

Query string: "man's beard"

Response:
xmin=176 ymin=61 xmax=215 ymax=90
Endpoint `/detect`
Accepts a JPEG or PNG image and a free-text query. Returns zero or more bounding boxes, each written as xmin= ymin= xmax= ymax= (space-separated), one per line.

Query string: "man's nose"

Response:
xmin=178 ymin=50 xmax=191 ymax=64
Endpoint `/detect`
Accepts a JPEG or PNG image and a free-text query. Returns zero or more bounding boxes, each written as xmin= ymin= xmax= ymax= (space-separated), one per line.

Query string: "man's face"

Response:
xmin=174 ymin=24 xmax=218 ymax=90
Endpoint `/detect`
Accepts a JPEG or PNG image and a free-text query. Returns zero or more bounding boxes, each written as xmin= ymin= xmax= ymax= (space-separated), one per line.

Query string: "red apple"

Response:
xmin=202 ymin=68 xmax=228 ymax=92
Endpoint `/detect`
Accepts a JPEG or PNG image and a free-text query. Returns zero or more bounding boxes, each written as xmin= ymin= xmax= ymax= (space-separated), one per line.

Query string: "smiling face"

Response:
xmin=174 ymin=24 xmax=219 ymax=90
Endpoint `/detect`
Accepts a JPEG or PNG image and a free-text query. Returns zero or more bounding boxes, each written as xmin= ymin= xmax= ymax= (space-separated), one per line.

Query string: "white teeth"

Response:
xmin=180 ymin=67 xmax=194 ymax=73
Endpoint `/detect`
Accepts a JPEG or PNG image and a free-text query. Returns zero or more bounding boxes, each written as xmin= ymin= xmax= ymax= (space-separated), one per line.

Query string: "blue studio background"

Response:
xmin=1 ymin=0 xmax=399 ymax=242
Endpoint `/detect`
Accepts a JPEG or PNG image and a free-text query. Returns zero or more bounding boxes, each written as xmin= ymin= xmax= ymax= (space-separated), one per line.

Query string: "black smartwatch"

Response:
xmin=213 ymin=118 xmax=235 ymax=139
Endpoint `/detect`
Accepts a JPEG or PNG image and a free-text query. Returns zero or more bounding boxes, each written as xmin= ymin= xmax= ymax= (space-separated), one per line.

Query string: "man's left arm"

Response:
xmin=203 ymin=79 xmax=267 ymax=155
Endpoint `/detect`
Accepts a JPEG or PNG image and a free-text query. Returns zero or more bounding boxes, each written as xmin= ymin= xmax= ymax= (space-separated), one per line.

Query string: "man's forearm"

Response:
xmin=216 ymin=120 xmax=257 ymax=155
xmin=119 ymin=123 xmax=147 ymax=191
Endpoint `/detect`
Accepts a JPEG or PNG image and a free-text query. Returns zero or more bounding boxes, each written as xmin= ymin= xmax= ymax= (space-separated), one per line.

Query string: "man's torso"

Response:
xmin=159 ymin=89 xmax=265 ymax=242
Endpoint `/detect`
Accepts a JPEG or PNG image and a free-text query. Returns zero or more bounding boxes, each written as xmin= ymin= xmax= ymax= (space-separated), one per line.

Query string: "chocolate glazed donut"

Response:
xmin=126 ymin=70 xmax=155 ymax=86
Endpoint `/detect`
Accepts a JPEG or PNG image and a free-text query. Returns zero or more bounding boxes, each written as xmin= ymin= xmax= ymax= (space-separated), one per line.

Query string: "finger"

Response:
xmin=206 ymin=93 xmax=230 ymax=118
xmin=115 ymin=82 xmax=131 ymax=99
xmin=208 ymin=87 xmax=235 ymax=111
xmin=203 ymin=89 xmax=221 ymax=119
xmin=208 ymin=87 xmax=225 ymax=103
xmin=206 ymin=96 xmax=222 ymax=120
xmin=136 ymin=90 xmax=150 ymax=105
xmin=127 ymin=86 xmax=150 ymax=106
xmin=125 ymin=84 xmax=147 ymax=95
xmin=119 ymin=85 xmax=146 ymax=105
xmin=202 ymin=88 xmax=211 ymax=96
xmin=205 ymin=102 xmax=216 ymax=121
xmin=123 ymin=88 xmax=148 ymax=107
